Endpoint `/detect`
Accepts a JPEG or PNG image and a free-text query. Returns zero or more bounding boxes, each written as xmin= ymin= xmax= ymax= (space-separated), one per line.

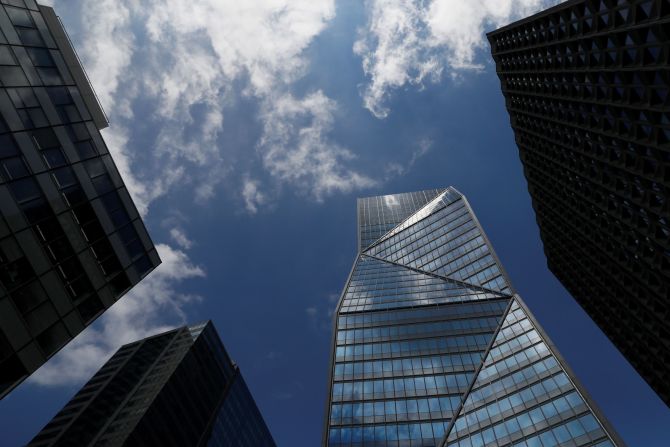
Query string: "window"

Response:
xmin=26 ymin=47 xmax=54 ymax=67
xmin=0 ymin=45 xmax=16 ymax=65
xmin=48 ymin=87 xmax=81 ymax=123
xmin=8 ymin=88 xmax=48 ymax=129
xmin=0 ymin=66 xmax=28 ymax=87
xmin=36 ymin=321 xmax=70 ymax=357
xmin=16 ymin=29 xmax=44 ymax=47
xmin=6 ymin=6 xmax=33 ymax=28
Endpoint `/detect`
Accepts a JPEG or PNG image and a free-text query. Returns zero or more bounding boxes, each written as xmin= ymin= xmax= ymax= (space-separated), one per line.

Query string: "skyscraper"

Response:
xmin=487 ymin=0 xmax=670 ymax=405
xmin=324 ymin=188 xmax=624 ymax=446
xmin=28 ymin=321 xmax=276 ymax=447
xmin=0 ymin=1 xmax=160 ymax=399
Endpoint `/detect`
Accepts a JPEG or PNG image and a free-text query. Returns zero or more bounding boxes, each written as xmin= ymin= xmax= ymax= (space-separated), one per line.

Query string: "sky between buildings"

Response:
xmin=1 ymin=0 xmax=669 ymax=446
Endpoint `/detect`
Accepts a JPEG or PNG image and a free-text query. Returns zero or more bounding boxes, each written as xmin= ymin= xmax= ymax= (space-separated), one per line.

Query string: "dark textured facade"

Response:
xmin=487 ymin=0 xmax=670 ymax=405
xmin=28 ymin=321 xmax=276 ymax=447
xmin=0 ymin=1 xmax=160 ymax=400
xmin=323 ymin=188 xmax=623 ymax=447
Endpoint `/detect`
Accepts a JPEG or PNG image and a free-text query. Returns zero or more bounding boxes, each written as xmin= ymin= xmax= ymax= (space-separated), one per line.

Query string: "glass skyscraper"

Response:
xmin=487 ymin=0 xmax=670 ymax=405
xmin=0 ymin=1 xmax=160 ymax=400
xmin=324 ymin=188 xmax=624 ymax=447
xmin=28 ymin=321 xmax=276 ymax=447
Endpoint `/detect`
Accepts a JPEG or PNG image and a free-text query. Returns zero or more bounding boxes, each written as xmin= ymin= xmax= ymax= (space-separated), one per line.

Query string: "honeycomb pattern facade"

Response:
xmin=488 ymin=0 xmax=670 ymax=405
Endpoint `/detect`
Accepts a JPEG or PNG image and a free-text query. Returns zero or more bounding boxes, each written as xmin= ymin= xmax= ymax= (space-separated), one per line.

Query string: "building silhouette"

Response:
xmin=28 ymin=321 xmax=275 ymax=447
xmin=488 ymin=0 xmax=670 ymax=405
xmin=323 ymin=188 xmax=624 ymax=446
xmin=0 ymin=2 xmax=160 ymax=399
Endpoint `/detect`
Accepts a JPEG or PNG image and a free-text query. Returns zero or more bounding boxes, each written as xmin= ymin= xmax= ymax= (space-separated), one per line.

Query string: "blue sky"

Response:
xmin=1 ymin=0 xmax=669 ymax=445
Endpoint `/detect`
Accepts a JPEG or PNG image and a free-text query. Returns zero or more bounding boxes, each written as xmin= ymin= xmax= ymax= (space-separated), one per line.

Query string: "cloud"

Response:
xmin=169 ymin=228 xmax=194 ymax=250
xmin=53 ymin=0 xmax=365 ymax=214
xmin=306 ymin=293 xmax=340 ymax=332
xmin=31 ymin=244 xmax=205 ymax=386
xmin=242 ymin=177 xmax=266 ymax=214
xmin=354 ymin=0 xmax=561 ymax=118
xmin=385 ymin=138 xmax=433 ymax=177
xmin=259 ymin=91 xmax=377 ymax=200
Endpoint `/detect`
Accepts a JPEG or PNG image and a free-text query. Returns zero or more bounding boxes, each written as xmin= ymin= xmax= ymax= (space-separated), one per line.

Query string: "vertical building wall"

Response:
xmin=27 ymin=321 xmax=275 ymax=447
xmin=0 ymin=0 xmax=160 ymax=399
xmin=487 ymin=0 xmax=670 ymax=405
xmin=324 ymin=188 xmax=623 ymax=446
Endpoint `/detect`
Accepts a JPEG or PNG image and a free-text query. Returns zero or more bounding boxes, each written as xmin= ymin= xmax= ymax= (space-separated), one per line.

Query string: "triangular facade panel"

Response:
xmin=365 ymin=193 xmax=511 ymax=294
xmin=340 ymin=255 xmax=506 ymax=314
xmin=358 ymin=189 xmax=447 ymax=251
xmin=443 ymin=299 xmax=620 ymax=447
xmin=367 ymin=188 xmax=463 ymax=250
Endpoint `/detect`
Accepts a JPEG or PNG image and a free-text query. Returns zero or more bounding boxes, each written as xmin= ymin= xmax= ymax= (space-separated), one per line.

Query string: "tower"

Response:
xmin=0 ymin=2 xmax=160 ymax=399
xmin=28 ymin=321 xmax=275 ymax=447
xmin=488 ymin=0 xmax=670 ymax=404
xmin=323 ymin=188 xmax=623 ymax=446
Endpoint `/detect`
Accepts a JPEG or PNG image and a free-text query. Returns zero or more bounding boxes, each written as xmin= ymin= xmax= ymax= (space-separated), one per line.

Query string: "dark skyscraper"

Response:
xmin=324 ymin=188 xmax=624 ymax=446
xmin=28 ymin=321 xmax=276 ymax=447
xmin=487 ymin=0 xmax=670 ymax=405
xmin=0 ymin=2 xmax=160 ymax=399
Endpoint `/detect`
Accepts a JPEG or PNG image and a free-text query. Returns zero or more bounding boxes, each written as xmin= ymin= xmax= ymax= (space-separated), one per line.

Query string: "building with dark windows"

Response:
xmin=28 ymin=321 xmax=276 ymax=447
xmin=487 ymin=0 xmax=670 ymax=405
xmin=0 ymin=1 xmax=160 ymax=400
xmin=323 ymin=188 xmax=624 ymax=447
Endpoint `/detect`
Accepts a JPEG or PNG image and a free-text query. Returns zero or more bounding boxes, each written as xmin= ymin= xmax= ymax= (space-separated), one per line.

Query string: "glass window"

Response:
xmin=0 ymin=66 xmax=28 ymax=86
xmin=42 ymin=147 xmax=67 ymax=169
xmin=37 ymin=68 xmax=62 ymax=86
xmin=17 ymin=28 xmax=44 ymax=46
xmin=9 ymin=177 xmax=41 ymax=203
xmin=2 ymin=156 xmax=29 ymax=180
xmin=0 ymin=45 xmax=16 ymax=65
xmin=580 ymin=414 xmax=600 ymax=432
xmin=6 ymin=6 xmax=33 ymax=27
xmin=26 ymin=47 xmax=54 ymax=67
xmin=553 ymin=425 xmax=572 ymax=443
xmin=566 ymin=419 xmax=586 ymax=438
xmin=386 ymin=425 xmax=398 ymax=441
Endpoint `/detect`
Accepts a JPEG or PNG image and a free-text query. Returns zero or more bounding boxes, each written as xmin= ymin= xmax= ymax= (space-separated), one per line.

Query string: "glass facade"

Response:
xmin=487 ymin=0 xmax=670 ymax=405
xmin=27 ymin=321 xmax=275 ymax=447
xmin=0 ymin=1 xmax=160 ymax=400
xmin=324 ymin=188 xmax=623 ymax=446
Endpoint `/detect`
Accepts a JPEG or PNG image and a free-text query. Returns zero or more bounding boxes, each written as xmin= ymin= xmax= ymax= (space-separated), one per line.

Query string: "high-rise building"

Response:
xmin=0 ymin=1 xmax=160 ymax=399
xmin=487 ymin=0 xmax=670 ymax=405
xmin=28 ymin=321 xmax=276 ymax=447
xmin=323 ymin=188 xmax=624 ymax=447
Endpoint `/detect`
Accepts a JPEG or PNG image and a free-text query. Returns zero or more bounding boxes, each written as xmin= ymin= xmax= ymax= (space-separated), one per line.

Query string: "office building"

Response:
xmin=0 ymin=1 xmax=160 ymax=399
xmin=28 ymin=321 xmax=275 ymax=446
xmin=324 ymin=188 xmax=623 ymax=446
xmin=488 ymin=0 xmax=670 ymax=404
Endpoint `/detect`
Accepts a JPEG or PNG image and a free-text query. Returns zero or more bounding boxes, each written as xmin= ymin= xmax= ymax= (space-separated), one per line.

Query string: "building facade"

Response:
xmin=0 ymin=1 xmax=160 ymax=400
xmin=323 ymin=188 xmax=623 ymax=447
xmin=28 ymin=321 xmax=276 ymax=447
xmin=487 ymin=0 xmax=670 ymax=405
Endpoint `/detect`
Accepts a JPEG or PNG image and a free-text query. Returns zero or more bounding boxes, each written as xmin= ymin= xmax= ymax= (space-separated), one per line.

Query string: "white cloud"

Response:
xmin=169 ymin=228 xmax=194 ymax=250
xmin=385 ymin=138 xmax=433 ymax=177
xmin=305 ymin=293 xmax=339 ymax=332
xmin=242 ymin=177 xmax=266 ymax=214
xmin=31 ymin=245 xmax=205 ymax=386
xmin=53 ymin=0 xmax=362 ymax=214
xmin=259 ymin=91 xmax=377 ymax=200
xmin=355 ymin=0 xmax=561 ymax=118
